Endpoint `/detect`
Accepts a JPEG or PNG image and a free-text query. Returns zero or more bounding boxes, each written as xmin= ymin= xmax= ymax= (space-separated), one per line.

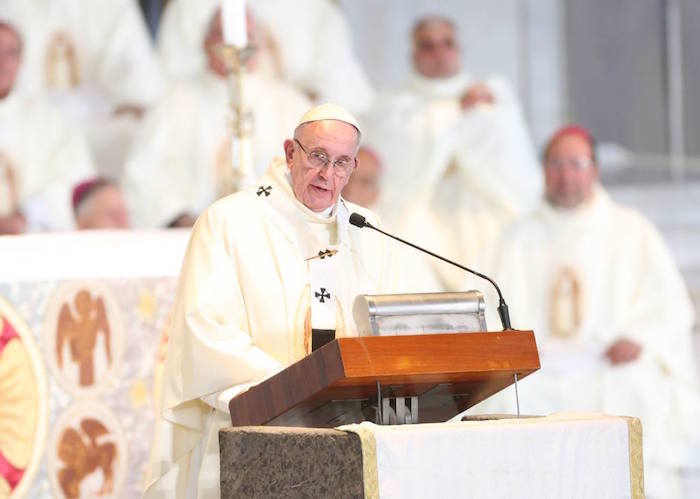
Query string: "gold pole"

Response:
xmin=220 ymin=44 xmax=256 ymax=194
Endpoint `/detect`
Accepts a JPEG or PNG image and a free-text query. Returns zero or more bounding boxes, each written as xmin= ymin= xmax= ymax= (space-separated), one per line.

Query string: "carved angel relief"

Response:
xmin=56 ymin=290 xmax=112 ymax=388
xmin=56 ymin=419 xmax=117 ymax=498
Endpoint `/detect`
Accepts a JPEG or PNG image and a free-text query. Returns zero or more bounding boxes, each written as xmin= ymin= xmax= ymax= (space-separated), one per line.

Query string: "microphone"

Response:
xmin=349 ymin=212 xmax=512 ymax=331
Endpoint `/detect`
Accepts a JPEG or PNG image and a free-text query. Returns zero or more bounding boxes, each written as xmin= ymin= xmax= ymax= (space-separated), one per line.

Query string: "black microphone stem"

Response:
xmin=362 ymin=219 xmax=512 ymax=331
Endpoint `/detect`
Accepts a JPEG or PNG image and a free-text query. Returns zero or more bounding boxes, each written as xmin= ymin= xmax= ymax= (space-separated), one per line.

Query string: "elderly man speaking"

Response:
xmin=146 ymin=104 xmax=398 ymax=498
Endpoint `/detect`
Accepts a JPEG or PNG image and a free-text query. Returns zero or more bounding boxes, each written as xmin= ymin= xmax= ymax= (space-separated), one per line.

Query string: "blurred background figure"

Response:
xmin=122 ymin=9 xmax=310 ymax=228
xmin=338 ymin=145 xmax=443 ymax=294
xmin=341 ymin=146 xmax=382 ymax=209
xmin=156 ymin=0 xmax=374 ymax=114
xmin=365 ymin=15 xmax=539 ymax=217
xmin=470 ymin=126 xmax=700 ymax=499
xmin=2 ymin=0 xmax=165 ymax=179
xmin=363 ymin=15 xmax=541 ymax=290
xmin=0 ymin=18 xmax=95 ymax=234
xmin=72 ymin=178 xmax=130 ymax=230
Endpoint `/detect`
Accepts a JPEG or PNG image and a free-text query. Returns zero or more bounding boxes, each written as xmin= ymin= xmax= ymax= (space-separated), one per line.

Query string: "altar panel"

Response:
xmin=0 ymin=230 xmax=188 ymax=498
xmin=343 ymin=413 xmax=642 ymax=499
xmin=219 ymin=414 xmax=643 ymax=499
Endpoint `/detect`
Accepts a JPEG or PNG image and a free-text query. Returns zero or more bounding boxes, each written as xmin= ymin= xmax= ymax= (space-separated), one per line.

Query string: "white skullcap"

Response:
xmin=296 ymin=103 xmax=362 ymax=136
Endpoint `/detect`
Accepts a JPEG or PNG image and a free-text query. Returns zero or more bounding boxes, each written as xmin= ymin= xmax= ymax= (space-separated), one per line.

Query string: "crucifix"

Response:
xmin=314 ymin=288 xmax=331 ymax=303
xmin=256 ymin=185 xmax=272 ymax=197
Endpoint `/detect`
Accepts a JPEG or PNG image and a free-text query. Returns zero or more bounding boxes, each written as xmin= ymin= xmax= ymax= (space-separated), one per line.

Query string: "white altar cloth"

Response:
xmin=342 ymin=413 xmax=642 ymax=499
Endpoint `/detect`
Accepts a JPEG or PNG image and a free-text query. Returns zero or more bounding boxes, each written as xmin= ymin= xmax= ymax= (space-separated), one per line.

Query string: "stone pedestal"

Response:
xmin=219 ymin=426 xmax=364 ymax=499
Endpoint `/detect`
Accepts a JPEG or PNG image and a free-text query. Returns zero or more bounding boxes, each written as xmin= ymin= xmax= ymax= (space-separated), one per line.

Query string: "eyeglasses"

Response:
xmin=294 ymin=139 xmax=356 ymax=178
xmin=546 ymin=156 xmax=595 ymax=171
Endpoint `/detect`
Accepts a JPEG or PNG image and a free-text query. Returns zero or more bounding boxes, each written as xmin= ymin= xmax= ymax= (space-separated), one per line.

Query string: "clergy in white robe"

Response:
xmin=146 ymin=104 xmax=398 ymax=498
xmin=123 ymin=10 xmax=311 ymax=228
xmin=3 ymin=0 xmax=163 ymax=105
xmin=157 ymin=0 xmax=374 ymax=114
xmin=340 ymin=145 xmax=444 ymax=293
xmin=2 ymin=0 xmax=165 ymax=177
xmin=340 ymin=146 xmax=382 ymax=210
xmin=469 ymin=126 xmax=700 ymax=499
xmin=364 ymin=16 xmax=541 ymax=290
xmin=0 ymin=20 xmax=95 ymax=233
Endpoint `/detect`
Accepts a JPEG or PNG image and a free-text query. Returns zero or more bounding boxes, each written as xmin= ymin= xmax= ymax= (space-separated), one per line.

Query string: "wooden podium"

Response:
xmin=228 ymin=331 xmax=540 ymax=427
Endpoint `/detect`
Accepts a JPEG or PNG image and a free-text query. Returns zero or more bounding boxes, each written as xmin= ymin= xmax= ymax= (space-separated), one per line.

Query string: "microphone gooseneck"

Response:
xmin=349 ymin=212 xmax=512 ymax=330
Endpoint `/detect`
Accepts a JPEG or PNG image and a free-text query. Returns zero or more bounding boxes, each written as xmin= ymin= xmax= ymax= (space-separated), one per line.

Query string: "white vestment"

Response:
xmin=4 ymin=0 xmax=164 ymax=106
xmin=2 ymin=0 xmax=165 ymax=177
xmin=0 ymin=92 xmax=95 ymax=230
xmin=146 ymin=158 xmax=397 ymax=498
xmin=365 ymin=72 xmax=542 ymax=289
xmin=123 ymin=72 xmax=311 ymax=228
xmin=157 ymin=0 xmax=374 ymax=114
xmin=469 ymin=186 xmax=700 ymax=498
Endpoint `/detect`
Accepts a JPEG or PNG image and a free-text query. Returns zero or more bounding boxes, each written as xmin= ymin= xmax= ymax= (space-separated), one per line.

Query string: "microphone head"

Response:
xmin=349 ymin=212 xmax=367 ymax=228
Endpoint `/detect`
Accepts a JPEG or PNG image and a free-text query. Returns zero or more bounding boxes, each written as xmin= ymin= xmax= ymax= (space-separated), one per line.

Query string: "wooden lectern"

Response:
xmin=228 ymin=331 xmax=540 ymax=427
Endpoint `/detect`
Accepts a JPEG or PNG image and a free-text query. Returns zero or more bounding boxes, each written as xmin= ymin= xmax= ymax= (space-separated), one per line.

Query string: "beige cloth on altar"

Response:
xmin=365 ymin=71 xmax=541 ymax=289
xmin=0 ymin=92 xmax=95 ymax=230
xmin=157 ymin=0 xmax=374 ymax=114
xmin=123 ymin=72 xmax=311 ymax=228
xmin=145 ymin=158 xmax=398 ymax=498
xmin=468 ymin=186 xmax=700 ymax=499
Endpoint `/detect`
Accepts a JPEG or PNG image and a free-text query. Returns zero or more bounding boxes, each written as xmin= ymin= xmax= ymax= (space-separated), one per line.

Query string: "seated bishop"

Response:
xmin=72 ymin=178 xmax=130 ymax=230
xmin=468 ymin=125 xmax=700 ymax=499
xmin=146 ymin=104 xmax=399 ymax=497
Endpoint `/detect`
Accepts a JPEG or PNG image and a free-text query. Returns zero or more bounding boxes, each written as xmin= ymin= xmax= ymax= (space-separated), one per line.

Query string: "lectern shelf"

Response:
xmin=228 ymin=331 xmax=540 ymax=427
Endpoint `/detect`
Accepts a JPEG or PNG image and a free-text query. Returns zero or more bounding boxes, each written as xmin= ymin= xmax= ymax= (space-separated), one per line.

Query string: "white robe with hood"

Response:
xmin=2 ymin=0 xmax=165 ymax=178
xmin=0 ymin=92 xmax=95 ymax=230
xmin=365 ymin=71 xmax=542 ymax=289
xmin=145 ymin=158 xmax=398 ymax=498
xmin=468 ymin=186 xmax=700 ymax=499
xmin=157 ymin=0 xmax=374 ymax=114
xmin=123 ymin=72 xmax=311 ymax=228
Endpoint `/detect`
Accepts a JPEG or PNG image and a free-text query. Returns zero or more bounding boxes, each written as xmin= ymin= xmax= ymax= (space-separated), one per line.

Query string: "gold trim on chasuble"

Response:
xmin=45 ymin=31 xmax=80 ymax=89
xmin=549 ymin=266 xmax=583 ymax=338
xmin=0 ymin=152 xmax=18 ymax=216
xmin=293 ymin=285 xmax=345 ymax=359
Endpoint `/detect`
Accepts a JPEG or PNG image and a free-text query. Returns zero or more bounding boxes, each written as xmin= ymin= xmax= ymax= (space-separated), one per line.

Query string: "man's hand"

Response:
xmin=113 ymin=103 xmax=145 ymax=119
xmin=460 ymin=82 xmax=495 ymax=110
xmin=167 ymin=212 xmax=196 ymax=228
xmin=0 ymin=212 xmax=26 ymax=235
xmin=604 ymin=338 xmax=642 ymax=366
